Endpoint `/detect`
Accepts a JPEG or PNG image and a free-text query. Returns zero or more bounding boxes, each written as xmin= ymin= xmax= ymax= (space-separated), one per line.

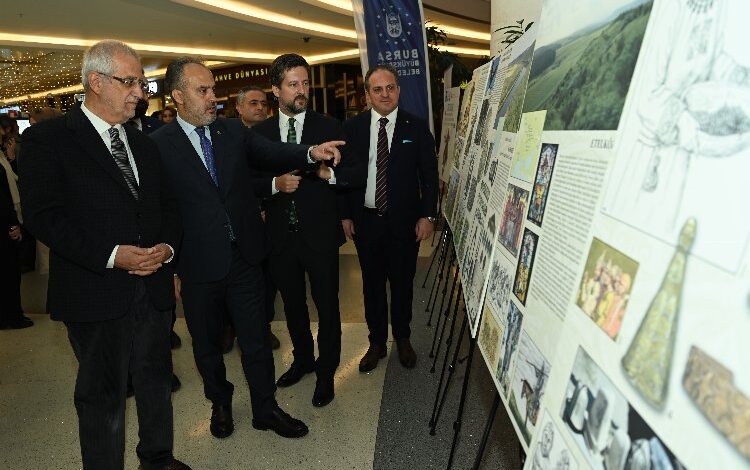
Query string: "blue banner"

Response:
xmin=353 ymin=0 xmax=432 ymax=128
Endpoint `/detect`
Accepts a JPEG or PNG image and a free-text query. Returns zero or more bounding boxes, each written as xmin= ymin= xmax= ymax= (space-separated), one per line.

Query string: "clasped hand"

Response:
xmin=114 ymin=243 xmax=172 ymax=276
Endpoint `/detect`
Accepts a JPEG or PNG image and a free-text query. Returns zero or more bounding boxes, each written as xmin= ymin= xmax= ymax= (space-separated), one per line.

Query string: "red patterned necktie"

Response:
xmin=375 ymin=117 xmax=389 ymax=214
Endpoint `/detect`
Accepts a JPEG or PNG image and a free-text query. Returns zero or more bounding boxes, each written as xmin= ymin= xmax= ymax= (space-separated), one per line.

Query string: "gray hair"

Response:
xmin=81 ymin=40 xmax=140 ymax=91
xmin=237 ymin=85 xmax=266 ymax=104
xmin=165 ymin=56 xmax=206 ymax=96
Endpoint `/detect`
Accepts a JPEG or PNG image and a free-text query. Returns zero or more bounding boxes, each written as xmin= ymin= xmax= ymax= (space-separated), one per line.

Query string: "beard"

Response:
xmin=283 ymin=94 xmax=308 ymax=115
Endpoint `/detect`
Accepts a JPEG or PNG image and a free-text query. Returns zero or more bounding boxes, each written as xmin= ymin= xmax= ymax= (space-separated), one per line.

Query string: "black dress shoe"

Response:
xmin=312 ymin=376 xmax=335 ymax=407
xmin=210 ymin=403 xmax=234 ymax=438
xmin=359 ymin=344 xmax=387 ymax=372
xmin=171 ymin=374 xmax=181 ymax=393
xmin=1 ymin=315 xmax=33 ymax=330
xmin=170 ymin=330 xmax=182 ymax=350
xmin=138 ymin=458 xmax=192 ymax=470
xmin=252 ymin=406 xmax=309 ymax=438
xmin=396 ymin=338 xmax=417 ymax=369
xmin=269 ymin=331 xmax=281 ymax=350
xmin=276 ymin=362 xmax=314 ymax=388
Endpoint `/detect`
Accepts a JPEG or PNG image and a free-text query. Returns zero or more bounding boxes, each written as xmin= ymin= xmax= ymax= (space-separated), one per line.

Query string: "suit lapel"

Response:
xmin=67 ymin=107 xmax=136 ymax=200
xmin=209 ymin=120 xmax=232 ymax=196
xmin=123 ymin=125 xmax=148 ymax=191
xmin=263 ymin=115 xmax=281 ymax=142
xmin=299 ymin=113 xmax=315 ymax=145
xmin=165 ymin=122 xmax=218 ymax=190
xmin=390 ymin=111 xmax=410 ymax=158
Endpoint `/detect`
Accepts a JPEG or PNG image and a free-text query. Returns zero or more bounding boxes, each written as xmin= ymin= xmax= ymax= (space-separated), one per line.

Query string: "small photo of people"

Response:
xmin=499 ymin=184 xmax=530 ymax=258
xmin=576 ymin=238 xmax=639 ymax=340
xmin=513 ymin=228 xmax=539 ymax=305
xmin=527 ymin=143 xmax=558 ymax=227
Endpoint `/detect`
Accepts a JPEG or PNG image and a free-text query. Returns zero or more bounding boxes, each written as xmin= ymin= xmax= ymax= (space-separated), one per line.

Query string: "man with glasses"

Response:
xmin=19 ymin=40 xmax=189 ymax=469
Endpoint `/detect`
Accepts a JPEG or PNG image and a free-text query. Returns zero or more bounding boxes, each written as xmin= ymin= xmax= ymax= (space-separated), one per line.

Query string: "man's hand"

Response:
xmin=260 ymin=210 xmax=266 ymax=222
xmin=317 ymin=162 xmax=332 ymax=181
xmin=275 ymin=171 xmax=301 ymax=193
xmin=342 ymin=219 xmax=355 ymax=240
xmin=311 ymin=140 xmax=346 ymax=167
xmin=8 ymin=225 xmax=21 ymax=241
xmin=4 ymin=138 xmax=16 ymax=161
xmin=174 ymin=274 xmax=182 ymax=301
xmin=415 ymin=217 xmax=434 ymax=242
xmin=115 ymin=244 xmax=171 ymax=276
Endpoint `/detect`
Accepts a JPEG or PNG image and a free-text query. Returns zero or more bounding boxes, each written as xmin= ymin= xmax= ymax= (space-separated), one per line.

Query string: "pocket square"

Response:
xmin=402 ymin=139 xmax=413 ymax=143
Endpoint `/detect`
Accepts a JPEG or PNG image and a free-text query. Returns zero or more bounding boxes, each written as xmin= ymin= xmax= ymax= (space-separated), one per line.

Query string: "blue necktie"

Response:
xmin=196 ymin=126 xmax=219 ymax=186
xmin=196 ymin=126 xmax=235 ymax=241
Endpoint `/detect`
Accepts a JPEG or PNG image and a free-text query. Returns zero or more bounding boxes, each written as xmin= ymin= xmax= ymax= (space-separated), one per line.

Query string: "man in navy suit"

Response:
xmin=252 ymin=54 xmax=344 ymax=408
xmin=150 ymin=57 xmax=344 ymax=440
xmin=327 ymin=64 xmax=438 ymax=372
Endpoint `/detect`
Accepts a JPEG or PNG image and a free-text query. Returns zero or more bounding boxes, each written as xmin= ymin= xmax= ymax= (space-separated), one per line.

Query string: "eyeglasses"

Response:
xmin=97 ymin=72 xmax=150 ymax=95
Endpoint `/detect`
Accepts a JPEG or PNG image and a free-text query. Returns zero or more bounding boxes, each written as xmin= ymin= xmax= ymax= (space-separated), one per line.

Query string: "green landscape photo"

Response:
xmin=523 ymin=0 xmax=654 ymax=130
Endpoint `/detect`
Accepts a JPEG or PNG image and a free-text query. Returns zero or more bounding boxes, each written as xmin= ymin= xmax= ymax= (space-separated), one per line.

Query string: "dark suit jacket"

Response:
xmin=150 ymin=117 xmax=313 ymax=283
xmin=19 ymin=106 xmax=181 ymax=322
xmin=339 ymin=109 xmax=439 ymax=239
xmin=139 ymin=116 xmax=163 ymax=135
xmin=251 ymin=111 xmax=345 ymax=253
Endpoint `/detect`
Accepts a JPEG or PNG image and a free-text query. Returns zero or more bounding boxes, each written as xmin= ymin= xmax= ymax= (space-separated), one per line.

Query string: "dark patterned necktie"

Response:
xmin=195 ymin=126 xmax=219 ymax=186
xmin=107 ymin=127 xmax=139 ymax=200
xmin=286 ymin=116 xmax=299 ymax=229
xmin=375 ymin=117 xmax=389 ymax=214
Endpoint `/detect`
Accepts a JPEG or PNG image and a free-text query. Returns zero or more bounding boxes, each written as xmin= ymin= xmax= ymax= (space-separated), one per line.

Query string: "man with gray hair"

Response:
xmin=235 ymin=85 xmax=268 ymax=128
xmin=19 ymin=40 xmax=190 ymax=470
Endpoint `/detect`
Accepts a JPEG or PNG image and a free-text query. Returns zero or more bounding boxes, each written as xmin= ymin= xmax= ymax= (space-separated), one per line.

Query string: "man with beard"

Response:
xmin=252 ymin=54 xmax=344 ymax=407
xmin=19 ymin=40 xmax=189 ymax=469
xmin=150 ymin=57 xmax=344 ymax=439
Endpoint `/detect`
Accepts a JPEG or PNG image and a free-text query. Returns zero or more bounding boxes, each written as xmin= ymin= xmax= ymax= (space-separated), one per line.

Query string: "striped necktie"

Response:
xmin=375 ymin=117 xmax=389 ymax=214
xmin=108 ymin=127 xmax=139 ymax=200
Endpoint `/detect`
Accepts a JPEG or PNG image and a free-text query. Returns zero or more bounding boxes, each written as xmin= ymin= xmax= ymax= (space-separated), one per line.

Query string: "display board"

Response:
xmin=443 ymin=0 xmax=750 ymax=467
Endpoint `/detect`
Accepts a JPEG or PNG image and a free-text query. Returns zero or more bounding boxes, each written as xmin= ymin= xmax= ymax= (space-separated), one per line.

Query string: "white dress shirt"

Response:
xmin=365 ymin=107 xmax=398 ymax=208
xmin=176 ymin=113 xmax=213 ymax=171
xmin=271 ymin=110 xmax=307 ymax=195
xmin=81 ymin=102 xmax=173 ymax=268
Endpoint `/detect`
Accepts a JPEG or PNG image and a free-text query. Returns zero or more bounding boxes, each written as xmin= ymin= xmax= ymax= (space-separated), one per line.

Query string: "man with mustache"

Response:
xmin=150 ymin=57 xmax=344 ymax=439
xmin=251 ymin=54 xmax=344 ymax=407
xmin=19 ymin=40 xmax=189 ymax=469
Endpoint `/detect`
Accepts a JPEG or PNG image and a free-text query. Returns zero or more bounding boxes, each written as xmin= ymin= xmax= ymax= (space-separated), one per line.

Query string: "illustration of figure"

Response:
xmin=601 ymin=272 xmax=632 ymax=338
xmin=603 ymin=0 xmax=750 ymax=271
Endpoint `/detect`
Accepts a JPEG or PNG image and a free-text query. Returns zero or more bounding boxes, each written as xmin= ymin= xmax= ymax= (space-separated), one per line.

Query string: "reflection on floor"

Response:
xmin=0 ymin=316 xmax=386 ymax=469
xmin=5 ymin=244 xmax=519 ymax=469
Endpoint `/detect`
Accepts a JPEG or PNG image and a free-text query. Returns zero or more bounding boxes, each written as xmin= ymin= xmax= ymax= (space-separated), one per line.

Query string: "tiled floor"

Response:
xmin=0 ymin=316 xmax=387 ymax=470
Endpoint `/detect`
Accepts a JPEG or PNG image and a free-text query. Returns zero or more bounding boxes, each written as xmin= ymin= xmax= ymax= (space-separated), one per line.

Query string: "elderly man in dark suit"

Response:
xmin=328 ymin=64 xmax=438 ymax=372
xmin=252 ymin=53 xmax=344 ymax=408
xmin=19 ymin=40 xmax=189 ymax=470
xmin=150 ymin=57 xmax=344 ymax=440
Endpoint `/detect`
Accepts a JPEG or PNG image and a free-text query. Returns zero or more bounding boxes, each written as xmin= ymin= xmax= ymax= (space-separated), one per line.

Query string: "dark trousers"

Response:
xmin=269 ymin=232 xmax=341 ymax=378
xmin=0 ymin=238 xmax=23 ymax=323
xmin=65 ymin=280 xmax=173 ymax=470
xmin=354 ymin=212 xmax=419 ymax=347
xmin=220 ymin=257 xmax=276 ymax=332
xmin=180 ymin=247 xmax=276 ymax=416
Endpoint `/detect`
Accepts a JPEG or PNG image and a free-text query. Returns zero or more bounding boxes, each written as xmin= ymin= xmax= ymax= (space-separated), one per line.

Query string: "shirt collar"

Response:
xmin=371 ymin=107 xmax=398 ymax=126
xmin=175 ymin=112 xmax=205 ymax=138
xmin=81 ymin=102 xmax=124 ymax=137
xmin=279 ymin=110 xmax=306 ymax=127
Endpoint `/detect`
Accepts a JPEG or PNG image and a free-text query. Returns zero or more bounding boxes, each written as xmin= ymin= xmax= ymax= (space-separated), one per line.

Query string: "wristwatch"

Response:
xmin=426 ymin=216 xmax=437 ymax=224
